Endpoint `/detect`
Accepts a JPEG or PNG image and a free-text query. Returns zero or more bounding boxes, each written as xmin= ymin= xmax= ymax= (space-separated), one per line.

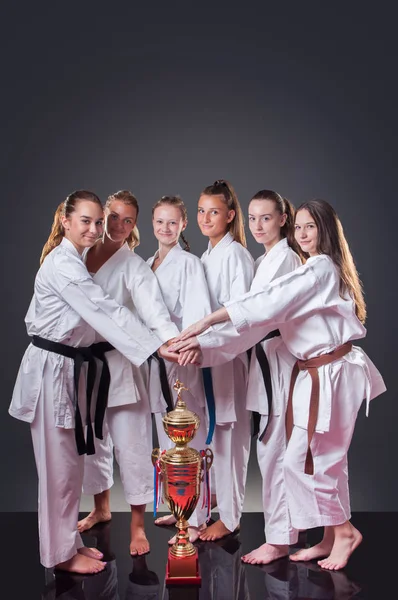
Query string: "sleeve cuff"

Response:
xmin=197 ymin=327 xmax=215 ymax=348
xmin=160 ymin=324 xmax=180 ymax=344
xmin=224 ymin=301 xmax=249 ymax=332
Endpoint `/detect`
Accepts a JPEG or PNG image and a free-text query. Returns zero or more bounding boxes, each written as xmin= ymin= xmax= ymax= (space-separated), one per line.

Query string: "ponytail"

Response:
xmin=127 ymin=225 xmax=140 ymax=250
xmin=180 ymin=231 xmax=190 ymax=252
xmin=40 ymin=202 xmax=65 ymax=265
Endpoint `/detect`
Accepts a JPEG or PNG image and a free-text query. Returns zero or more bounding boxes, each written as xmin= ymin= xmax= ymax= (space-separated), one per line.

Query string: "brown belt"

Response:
xmin=285 ymin=342 xmax=353 ymax=475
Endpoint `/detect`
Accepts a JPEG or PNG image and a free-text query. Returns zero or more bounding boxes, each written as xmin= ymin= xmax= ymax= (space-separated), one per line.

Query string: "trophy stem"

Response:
xmin=169 ymin=519 xmax=196 ymax=558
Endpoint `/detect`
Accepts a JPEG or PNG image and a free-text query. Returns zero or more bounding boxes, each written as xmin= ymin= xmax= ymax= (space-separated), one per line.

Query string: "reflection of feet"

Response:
xmin=329 ymin=569 xmax=362 ymax=597
xmin=55 ymin=553 xmax=106 ymax=574
xmin=130 ymin=555 xmax=160 ymax=586
xmin=78 ymin=509 xmax=112 ymax=532
xmin=168 ymin=524 xmax=207 ymax=545
xmin=154 ymin=513 xmax=177 ymax=526
xmin=318 ymin=524 xmax=362 ymax=571
xmin=130 ymin=525 xmax=150 ymax=556
xmin=242 ymin=543 xmax=289 ymax=565
xmin=199 ymin=520 xmax=236 ymax=542
xmin=77 ymin=547 xmax=104 ymax=560
xmin=303 ymin=561 xmax=362 ymax=598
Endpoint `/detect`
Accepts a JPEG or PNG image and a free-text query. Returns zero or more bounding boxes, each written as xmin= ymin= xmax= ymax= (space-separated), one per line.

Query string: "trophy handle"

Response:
xmin=151 ymin=447 xmax=161 ymax=467
xmin=200 ymin=447 xmax=214 ymax=480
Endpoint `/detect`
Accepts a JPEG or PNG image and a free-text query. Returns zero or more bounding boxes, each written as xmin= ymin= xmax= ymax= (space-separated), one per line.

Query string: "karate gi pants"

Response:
xmin=212 ymin=359 xmax=251 ymax=533
xmin=83 ymin=395 xmax=154 ymax=506
xmin=283 ymin=361 xmax=366 ymax=529
xmin=30 ymin=361 xmax=85 ymax=568
xmin=257 ymin=414 xmax=299 ymax=545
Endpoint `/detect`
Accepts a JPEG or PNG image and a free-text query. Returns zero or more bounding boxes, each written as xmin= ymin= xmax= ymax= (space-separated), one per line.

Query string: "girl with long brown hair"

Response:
xmin=170 ymin=199 xmax=386 ymax=570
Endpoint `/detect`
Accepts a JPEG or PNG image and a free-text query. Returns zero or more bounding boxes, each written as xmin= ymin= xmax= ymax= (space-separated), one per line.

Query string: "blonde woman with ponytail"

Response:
xmin=195 ymin=180 xmax=254 ymax=542
xmin=9 ymin=190 xmax=178 ymax=575
xmin=77 ymin=190 xmax=180 ymax=556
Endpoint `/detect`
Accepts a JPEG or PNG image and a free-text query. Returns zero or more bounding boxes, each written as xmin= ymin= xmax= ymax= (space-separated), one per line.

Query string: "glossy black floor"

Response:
xmin=2 ymin=512 xmax=395 ymax=598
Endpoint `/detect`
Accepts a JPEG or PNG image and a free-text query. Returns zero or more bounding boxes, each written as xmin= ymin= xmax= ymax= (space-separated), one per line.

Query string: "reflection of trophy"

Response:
xmin=152 ymin=379 xmax=213 ymax=586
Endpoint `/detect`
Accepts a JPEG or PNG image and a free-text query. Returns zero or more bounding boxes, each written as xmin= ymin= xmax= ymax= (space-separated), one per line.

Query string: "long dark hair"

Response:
xmin=152 ymin=195 xmax=190 ymax=251
xmin=106 ymin=190 xmax=140 ymax=249
xmin=297 ymin=199 xmax=366 ymax=323
xmin=251 ymin=189 xmax=304 ymax=260
xmin=201 ymin=179 xmax=246 ymax=247
xmin=40 ymin=190 xmax=102 ymax=264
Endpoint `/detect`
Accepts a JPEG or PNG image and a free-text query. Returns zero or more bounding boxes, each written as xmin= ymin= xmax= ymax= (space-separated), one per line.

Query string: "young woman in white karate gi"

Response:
xmin=77 ymin=190 xmax=180 ymax=556
xmin=9 ymin=191 xmax=176 ymax=575
xmin=240 ymin=190 xmax=304 ymax=565
xmin=171 ymin=199 xmax=386 ymax=570
xmin=147 ymin=195 xmax=212 ymax=543
xmin=195 ymin=179 xmax=254 ymax=542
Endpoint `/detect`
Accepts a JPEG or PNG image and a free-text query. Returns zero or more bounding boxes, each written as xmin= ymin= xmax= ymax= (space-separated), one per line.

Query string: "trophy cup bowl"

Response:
xmin=152 ymin=380 xmax=213 ymax=586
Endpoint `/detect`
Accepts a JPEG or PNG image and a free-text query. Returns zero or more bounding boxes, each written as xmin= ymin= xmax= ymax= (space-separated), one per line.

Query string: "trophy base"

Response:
xmin=166 ymin=547 xmax=201 ymax=586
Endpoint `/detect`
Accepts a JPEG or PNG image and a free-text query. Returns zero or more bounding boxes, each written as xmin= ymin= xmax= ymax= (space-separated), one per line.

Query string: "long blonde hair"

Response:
xmin=201 ymin=179 xmax=246 ymax=247
xmin=40 ymin=190 xmax=102 ymax=264
xmin=106 ymin=190 xmax=140 ymax=250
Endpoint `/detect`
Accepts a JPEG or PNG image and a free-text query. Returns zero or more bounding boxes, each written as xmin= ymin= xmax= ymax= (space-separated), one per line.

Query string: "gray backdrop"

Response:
xmin=1 ymin=5 xmax=396 ymax=511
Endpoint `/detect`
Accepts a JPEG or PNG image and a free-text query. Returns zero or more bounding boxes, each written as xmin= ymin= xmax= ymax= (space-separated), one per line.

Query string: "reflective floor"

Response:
xmin=2 ymin=512 xmax=394 ymax=598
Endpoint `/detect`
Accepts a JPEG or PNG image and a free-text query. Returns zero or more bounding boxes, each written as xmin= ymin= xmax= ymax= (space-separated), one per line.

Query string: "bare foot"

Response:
xmin=168 ymin=524 xmax=207 ymax=545
xmin=242 ymin=543 xmax=289 ymax=565
xmin=77 ymin=509 xmax=111 ymax=533
xmin=290 ymin=526 xmax=334 ymax=562
xmin=130 ymin=526 xmax=150 ymax=556
xmin=55 ymin=553 xmax=106 ymax=574
xmin=78 ymin=547 xmax=104 ymax=560
xmin=318 ymin=523 xmax=362 ymax=571
xmin=199 ymin=520 xmax=235 ymax=542
xmin=154 ymin=513 xmax=177 ymax=526
xmin=290 ymin=543 xmax=331 ymax=562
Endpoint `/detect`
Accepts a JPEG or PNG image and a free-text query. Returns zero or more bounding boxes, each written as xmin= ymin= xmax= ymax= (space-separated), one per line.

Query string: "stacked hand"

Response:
xmin=158 ymin=317 xmax=211 ymax=366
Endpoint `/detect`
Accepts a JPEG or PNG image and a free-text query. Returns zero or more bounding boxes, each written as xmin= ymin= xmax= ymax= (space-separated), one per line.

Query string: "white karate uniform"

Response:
xmin=246 ymin=238 xmax=302 ymax=545
xmin=199 ymin=254 xmax=386 ymax=530
xmin=200 ymin=232 xmax=254 ymax=532
xmin=82 ymin=243 xmax=179 ymax=506
xmin=147 ymin=243 xmax=212 ymax=527
xmin=9 ymin=238 xmax=165 ymax=568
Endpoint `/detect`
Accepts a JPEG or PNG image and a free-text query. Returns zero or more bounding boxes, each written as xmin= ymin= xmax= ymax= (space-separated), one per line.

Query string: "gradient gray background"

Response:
xmin=1 ymin=5 xmax=396 ymax=512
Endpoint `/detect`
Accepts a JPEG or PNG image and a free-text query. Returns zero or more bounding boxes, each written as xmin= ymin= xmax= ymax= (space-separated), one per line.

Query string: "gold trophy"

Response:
xmin=152 ymin=380 xmax=213 ymax=586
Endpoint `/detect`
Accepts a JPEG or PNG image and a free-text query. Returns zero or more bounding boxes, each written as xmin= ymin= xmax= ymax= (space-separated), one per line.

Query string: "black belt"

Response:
xmin=31 ymin=336 xmax=114 ymax=456
xmin=148 ymin=351 xmax=174 ymax=413
xmin=251 ymin=329 xmax=281 ymax=441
